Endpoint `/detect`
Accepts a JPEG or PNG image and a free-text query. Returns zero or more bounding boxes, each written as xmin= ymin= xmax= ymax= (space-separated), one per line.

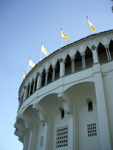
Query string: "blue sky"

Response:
xmin=0 ymin=0 xmax=113 ymax=150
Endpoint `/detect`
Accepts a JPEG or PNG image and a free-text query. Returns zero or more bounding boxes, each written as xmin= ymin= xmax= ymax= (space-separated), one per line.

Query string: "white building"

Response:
xmin=14 ymin=30 xmax=113 ymax=150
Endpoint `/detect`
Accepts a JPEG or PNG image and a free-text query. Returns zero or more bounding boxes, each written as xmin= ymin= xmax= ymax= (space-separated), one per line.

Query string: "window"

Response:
xmin=48 ymin=65 xmax=53 ymax=84
xmin=87 ymin=123 xmax=97 ymax=137
xmin=88 ymin=101 xmax=93 ymax=111
xmin=74 ymin=51 xmax=82 ymax=71
xmin=41 ymin=69 xmax=45 ymax=87
xmin=56 ymin=126 xmax=68 ymax=148
xmin=34 ymin=77 xmax=38 ymax=92
xmin=55 ymin=60 xmax=60 ymax=80
xmin=40 ymin=136 xmax=44 ymax=147
xmin=27 ymin=85 xmax=30 ymax=98
xmin=85 ymin=47 xmax=93 ymax=68
xmin=30 ymin=81 xmax=34 ymax=95
xmin=65 ymin=55 xmax=71 ymax=75
xmin=61 ymin=109 xmax=65 ymax=119
xmin=97 ymin=43 xmax=108 ymax=63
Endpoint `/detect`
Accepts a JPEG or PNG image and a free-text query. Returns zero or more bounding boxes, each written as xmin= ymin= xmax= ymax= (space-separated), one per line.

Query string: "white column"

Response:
xmin=28 ymin=127 xmax=38 ymax=150
xmin=23 ymin=86 xmax=28 ymax=101
xmin=23 ymin=131 xmax=30 ymax=150
xmin=37 ymin=73 xmax=41 ymax=89
xmin=45 ymin=69 xmax=48 ymax=85
xmin=93 ymin=64 xmax=111 ymax=150
xmin=52 ymin=66 xmax=55 ymax=82
xmin=105 ymin=44 xmax=111 ymax=61
xmin=32 ymin=78 xmax=36 ymax=93
xmin=82 ymin=55 xmax=85 ymax=69
xmin=71 ymin=56 xmax=75 ymax=73
xmin=68 ymin=114 xmax=73 ymax=150
xmin=43 ymin=123 xmax=48 ymax=150
xmin=92 ymin=47 xmax=99 ymax=64
xmin=59 ymin=58 xmax=65 ymax=77
xmin=28 ymin=83 xmax=31 ymax=97
xmin=46 ymin=115 xmax=53 ymax=150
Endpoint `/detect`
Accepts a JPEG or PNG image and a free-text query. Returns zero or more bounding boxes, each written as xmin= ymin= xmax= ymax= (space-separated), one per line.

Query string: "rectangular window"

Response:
xmin=40 ymin=136 xmax=44 ymax=147
xmin=87 ymin=123 xmax=97 ymax=137
xmin=61 ymin=109 xmax=65 ymax=119
xmin=56 ymin=126 xmax=68 ymax=148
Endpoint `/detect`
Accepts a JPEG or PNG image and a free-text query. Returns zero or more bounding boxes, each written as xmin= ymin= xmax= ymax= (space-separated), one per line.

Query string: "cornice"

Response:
xmin=19 ymin=29 xmax=113 ymax=94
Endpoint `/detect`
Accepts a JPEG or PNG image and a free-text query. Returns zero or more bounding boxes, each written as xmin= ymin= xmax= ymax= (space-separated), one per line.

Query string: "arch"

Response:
xmin=38 ymin=93 xmax=63 ymax=118
xmin=109 ymin=40 xmax=113 ymax=60
xmin=30 ymin=80 xmax=34 ymax=95
xmin=48 ymin=65 xmax=53 ymax=84
xmin=97 ymin=43 xmax=108 ymax=63
xmin=74 ymin=51 xmax=82 ymax=71
xmin=65 ymin=54 xmax=71 ymax=75
xmin=41 ymin=69 xmax=45 ymax=87
xmin=55 ymin=60 xmax=60 ymax=80
xmin=85 ymin=47 xmax=93 ymax=68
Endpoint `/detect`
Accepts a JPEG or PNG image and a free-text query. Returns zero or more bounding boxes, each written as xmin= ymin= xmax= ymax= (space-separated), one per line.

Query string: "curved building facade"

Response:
xmin=14 ymin=30 xmax=113 ymax=150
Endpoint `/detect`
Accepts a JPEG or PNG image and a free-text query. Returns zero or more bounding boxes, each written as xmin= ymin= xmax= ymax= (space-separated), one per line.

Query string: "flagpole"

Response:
xmin=27 ymin=58 xmax=30 ymax=73
xmin=40 ymin=43 xmax=43 ymax=61
xmin=61 ymin=28 xmax=62 ymax=48
xmin=86 ymin=16 xmax=94 ymax=47
xmin=23 ymin=70 xmax=26 ymax=80
xmin=86 ymin=16 xmax=92 ymax=35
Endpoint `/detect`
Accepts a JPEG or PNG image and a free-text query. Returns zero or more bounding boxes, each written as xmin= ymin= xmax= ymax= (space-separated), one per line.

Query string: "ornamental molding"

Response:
xmin=19 ymin=114 xmax=35 ymax=130
xmin=32 ymin=104 xmax=48 ymax=122
xmin=57 ymin=92 xmax=73 ymax=114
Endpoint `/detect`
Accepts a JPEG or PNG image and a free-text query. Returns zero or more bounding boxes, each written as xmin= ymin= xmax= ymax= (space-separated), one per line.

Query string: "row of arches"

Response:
xmin=17 ymin=82 xmax=101 ymax=150
xmin=19 ymin=40 xmax=113 ymax=105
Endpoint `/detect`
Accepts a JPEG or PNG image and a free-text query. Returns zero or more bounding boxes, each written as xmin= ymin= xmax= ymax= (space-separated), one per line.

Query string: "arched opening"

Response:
xmin=85 ymin=47 xmax=93 ymax=68
xmin=55 ymin=60 xmax=60 ymax=80
xmin=41 ymin=69 xmax=45 ymax=87
xmin=74 ymin=51 xmax=82 ymax=71
xmin=34 ymin=76 xmax=38 ymax=92
xmin=30 ymin=80 xmax=34 ymax=95
xmin=59 ymin=107 xmax=65 ymax=119
xmin=61 ymin=109 xmax=65 ymax=119
xmin=26 ymin=84 xmax=30 ymax=98
xmin=48 ymin=65 xmax=53 ymax=84
xmin=65 ymin=55 xmax=71 ymax=75
xmin=109 ymin=40 xmax=113 ymax=60
xmin=97 ymin=43 xmax=108 ymax=63
xmin=88 ymin=101 xmax=93 ymax=111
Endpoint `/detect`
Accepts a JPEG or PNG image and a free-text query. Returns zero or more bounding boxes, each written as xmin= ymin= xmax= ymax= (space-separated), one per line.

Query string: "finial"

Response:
xmin=86 ymin=16 xmax=88 ymax=18
xmin=41 ymin=42 xmax=43 ymax=45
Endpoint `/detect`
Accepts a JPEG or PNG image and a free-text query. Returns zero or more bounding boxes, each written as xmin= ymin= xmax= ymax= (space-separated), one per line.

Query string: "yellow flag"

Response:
xmin=41 ymin=44 xmax=49 ymax=56
xmin=62 ymin=30 xmax=70 ymax=42
xmin=88 ymin=18 xmax=96 ymax=32
xmin=29 ymin=59 xmax=35 ymax=67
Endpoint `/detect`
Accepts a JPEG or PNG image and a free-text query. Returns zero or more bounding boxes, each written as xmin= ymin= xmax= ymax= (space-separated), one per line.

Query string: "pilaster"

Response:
xmin=59 ymin=58 xmax=65 ymax=77
xmin=105 ymin=44 xmax=111 ymax=61
xmin=93 ymin=64 xmax=111 ymax=150
xmin=45 ymin=69 xmax=49 ymax=85
xmin=92 ymin=46 xmax=99 ymax=64
xmin=37 ymin=72 xmax=41 ymax=89
xmin=81 ymin=52 xmax=86 ymax=69
xmin=20 ymin=114 xmax=39 ymax=150
xmin=52 ymin=65 xmax=55 ymax=82
xmin=71 ymin=56 xmax=75 ymax=73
